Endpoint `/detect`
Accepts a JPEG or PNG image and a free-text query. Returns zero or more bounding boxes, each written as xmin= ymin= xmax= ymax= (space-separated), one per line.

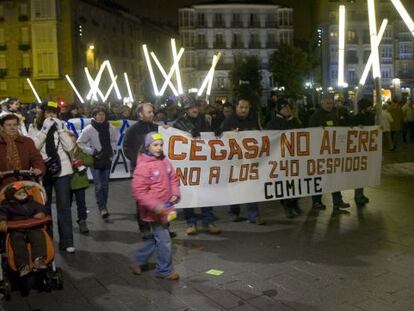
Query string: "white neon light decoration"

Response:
xmin=124 ymin=72 xmax=134 ymax=102
xmin=150 ymin=48 xmax=184 ymax=96
xmin=390 ymin=0 xmax=414 ymax=37
xmin=65 ymin=75 xmax=85 ymax=104
xmin=338 ymin=5 xmax=346 ymax=87
xmin=103 ymin=75 xmax=118 ymax=102
xmin=171 ymin=39 xmax=184 ymax=94
xmin=26 ymin=78 xmax=42 ymax=103
xmin=84 ymin=67 xmax=105 ymax=101
xmin=198 ymin=52 xmax=221 ymax=96
xmin=359 ymin=19 xmax=388 ymax=86
xmin=142 ymin=44 xmax=159 ymax=96
xmin=367 ymin=0 xmax=381 ymax=79
xmin=105 ymin=61 xmax=122 ymax=100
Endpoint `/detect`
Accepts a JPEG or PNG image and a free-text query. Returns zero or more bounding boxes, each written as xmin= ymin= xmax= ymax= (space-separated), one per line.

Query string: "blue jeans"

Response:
xmin=90 ymin=168 xmax=110 ymax=211
xmin=229 ymin=203 xmax=259 ymax=221
xmin=132 ymin=223 xmax=172 ymax=277
xmin=312 ymin=192 xmax=344 ymax=205
xmin=44 ymin=175 xmax=73 ymax=249
xmin=184 ymin=207 xmax=215 ymax=226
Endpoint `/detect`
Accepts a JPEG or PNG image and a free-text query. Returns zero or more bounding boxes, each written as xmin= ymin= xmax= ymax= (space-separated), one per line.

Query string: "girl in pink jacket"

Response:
xmin=130 ymin=132 xmax=180 ymax=280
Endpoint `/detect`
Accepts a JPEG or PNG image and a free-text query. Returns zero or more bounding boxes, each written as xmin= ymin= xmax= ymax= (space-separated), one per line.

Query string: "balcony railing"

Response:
xmin=0 ymin=68 xmax=8 ymax=79
xmin=19 ymin=43 xmax=31 ymax=51
xmin=232 ymin=42 xmax=244 ymax=49
xmin=231 ymin=21 xmax=244 ymax=28
xmin=20 ymin=67 xmax=32 ymax=77
xmin=249 ymin=21 xmax=262 ymax=28
xmin=249 ymin=41 xmax=261 ymax=49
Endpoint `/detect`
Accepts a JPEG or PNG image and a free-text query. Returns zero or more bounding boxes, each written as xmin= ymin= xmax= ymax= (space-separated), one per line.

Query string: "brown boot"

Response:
xmin=206 ymin=224 xmax=221 ymax=234
xmin=157 ymin=271 xmax=179 ymax=280
xmin=186 ymin=224 xmax=197 ymax=236
xmin=130 ymin=263 xmax=142 ymax=275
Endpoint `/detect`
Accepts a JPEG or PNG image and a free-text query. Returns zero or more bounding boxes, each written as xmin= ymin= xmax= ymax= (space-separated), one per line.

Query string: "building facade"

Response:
xmin=0 ymin=0 xmax=175 ymax=104
xmin=317 ymin=0 xmax=414 ymax=97
xmin=178 ymin=1 xmax=293 ymax=104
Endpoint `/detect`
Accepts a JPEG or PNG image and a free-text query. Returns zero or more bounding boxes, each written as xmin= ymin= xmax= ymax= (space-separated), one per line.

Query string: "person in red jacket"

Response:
xmin=130 ymin=132 xmax=180 ymax=280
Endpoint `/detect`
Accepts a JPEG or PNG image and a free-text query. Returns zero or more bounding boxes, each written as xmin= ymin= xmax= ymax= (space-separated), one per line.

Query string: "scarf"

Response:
xmin=45 ymin=124 xmax=58 ymax=158
xmin=0 ymin=131 xmax=22 ymax=170
xmin=91 ymin=119 xmax=113 ymax=158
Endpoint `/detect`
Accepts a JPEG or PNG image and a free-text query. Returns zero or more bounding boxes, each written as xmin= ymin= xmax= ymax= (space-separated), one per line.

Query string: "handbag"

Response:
xmin=45 ymin=141 xmax=61 ymax=178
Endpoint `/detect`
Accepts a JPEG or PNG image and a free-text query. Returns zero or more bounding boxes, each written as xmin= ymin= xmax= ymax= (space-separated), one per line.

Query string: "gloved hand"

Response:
xmin=41 ymin=118 xmax=55 ymax=133
xmin=214 ymin=128 xmax=223 ymax=138
xmin=191 ymin=129 xmax=201 ymax=138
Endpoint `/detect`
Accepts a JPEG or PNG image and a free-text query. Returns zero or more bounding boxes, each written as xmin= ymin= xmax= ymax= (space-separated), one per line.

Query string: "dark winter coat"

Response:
xmin=174 ymin=114 xmax=211 ymax=137
xmin=266 ymin=114 xmax=302 ymax=130
xmin=220 ymin=114 xmax=259 ymax=132
xmin=308 ymin=108 xmax=338 ymax=127
xmin=0 ymin=198 xmax=45 ymax=221
xmin=123 ymin=120 xmax=158 ymax=169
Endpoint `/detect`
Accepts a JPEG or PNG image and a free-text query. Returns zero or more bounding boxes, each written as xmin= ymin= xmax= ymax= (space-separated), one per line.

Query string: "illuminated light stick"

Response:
xmin=359 ymin=19 xmax=388 ymax=86
xmin=85 ymin=62 xmax=107 ymax=100
xmin=367 ymin=0 xmax=381 ymax=79
xmin=150 ymin=51 xmax=180 ymax=96
xmin=171 ymin=39 xmax=184 ymax=94
xmin=84 ymin=67 xmax=105 ymax=101
xmin=390 ymin=0 xmax=414 ymax=36
xmin=105 ymin=60 xmax=122 ymax=100
xmin=143 ymin=44 xmax=159 ymax=96
xmin=197 ymin=52 xmax=221 ymax=96
xmin=124 ymin=72 xmax=134 ymax=102
xmin=338 ymin=5 xmax=346 ymax=87
xmin=151 ymin=48 xmax=184 ymax=96
xmin=65 ymin=75 xmax=85 ymax=104
xmin=103 ymin=75 xmax=118 ymax=102
xmin=26 ymin=78 xmax=42 ymax=103
xmin=206 ymin=53 xmax=221 ymax=96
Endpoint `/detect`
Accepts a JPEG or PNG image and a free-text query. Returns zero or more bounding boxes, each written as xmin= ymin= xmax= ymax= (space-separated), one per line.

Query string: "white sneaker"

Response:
xmin=100 ymin=209 xmax=109 ymax=219
xmin=66 ymin=247 xmax=75 ymax=253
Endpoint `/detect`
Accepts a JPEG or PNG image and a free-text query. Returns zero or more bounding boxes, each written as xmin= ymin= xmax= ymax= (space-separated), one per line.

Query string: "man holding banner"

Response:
xmin=174 ymin=95 xmax=221 ymax=235
xmin=308 ymin=96 xmax=351 ymax=211
xmin=219 ymin=99 xmax=266 ymax=225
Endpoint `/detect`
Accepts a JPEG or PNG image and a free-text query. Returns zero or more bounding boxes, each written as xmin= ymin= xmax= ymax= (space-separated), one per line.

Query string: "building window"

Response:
xmin=267 ymin=34 xmax=277 ymax=48
xmin=197 ymin=34 xmax=206 ymax=49
xmin=36 ymin=52 xmax=56 ymax=75
xmin=346 ymin=50 xmax=358 ymax=64
xmin=179 ymin=10 xmax=194 ymax=27
xmin=197 ymin=13 xmax=205 ymax=27
xmin=347 ymin=30 xmax=357 ymax=44
xmin=0 ymin=29 xmax=4 ymax=46
xmin=0 ymin=5 xmax=4 ymax=21
xmin=19 ymin=3 xmax=29 ymax=19
xmin=232 ymin=13 xmax=242 ymax=27
xmin=348 ymin=70 xmax=357 ymax=84
xmin=0 ymin=81 xmax=6 ymax=91
xmin=330 ymin=46 xmax=338 ymax=64
xmin=232 ymin=33 xmax=243 ymax=49
xmin=32 ymin=0 xmax=56 ymax=19
xmin=280 ymin=31 xmax=292 ymax=45
xmin=214 ymin=13 xmax=224 ymax=28
xmin=0 ymin=54 xmax=5 ymax=68
xmin=249 ymin=34 xmax=261 ymax=49
xmin=381 ymin=67 xmax=391 ymax=78
xmin=381 ymin=46 xmax=392 ymax=63
xmin=215 ymin=33 xmax=225 ymax=48
xmin=250 ymin=14 xmax=261 ymax=27
xmin=278 ymin=10 xmax=291 ymax=26
xmin=21 ymin=27 xmax=29 ymax=44
xmin=330 ymin=68 xmax=338 ymax=81
xmin=400 ymin=42 xmax=413 ymax=59
xmin=363 ymin=50 xmax=370 ymax=63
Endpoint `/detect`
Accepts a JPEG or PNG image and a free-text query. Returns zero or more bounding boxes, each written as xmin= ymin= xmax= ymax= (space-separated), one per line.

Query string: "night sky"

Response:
xmin=117 ymin=0 xmax=313 ymax=40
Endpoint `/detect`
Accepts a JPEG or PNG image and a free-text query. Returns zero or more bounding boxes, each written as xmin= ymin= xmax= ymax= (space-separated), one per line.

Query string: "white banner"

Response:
xmin=159 ymin=127 xmax=382 ymax=208
xmin=67 ymin=118 xmax=136 ymax=179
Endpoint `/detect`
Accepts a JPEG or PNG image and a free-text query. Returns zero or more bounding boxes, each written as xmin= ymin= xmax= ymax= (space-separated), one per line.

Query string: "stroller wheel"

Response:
xmin=1 ymin=278 xmax=11 ymax=301
xmin=53 ymin=268 xmax=63 ymax=290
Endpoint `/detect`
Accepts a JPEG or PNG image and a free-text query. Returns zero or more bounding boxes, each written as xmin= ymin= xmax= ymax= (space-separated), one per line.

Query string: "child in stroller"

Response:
xmin=0 ymin=181 xmax=48 ymax=277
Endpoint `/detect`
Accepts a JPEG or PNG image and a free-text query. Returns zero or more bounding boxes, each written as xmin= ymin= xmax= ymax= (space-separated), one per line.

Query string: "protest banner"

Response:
xmin=67 ymin=118 xmax=135 ymax=179
xmin=159 ymin=126 xmax=382 ymax=208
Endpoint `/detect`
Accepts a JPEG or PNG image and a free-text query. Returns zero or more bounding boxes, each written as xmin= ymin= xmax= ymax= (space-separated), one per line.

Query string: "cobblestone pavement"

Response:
xmin=2 ymin=145 xmax=414 ymax=311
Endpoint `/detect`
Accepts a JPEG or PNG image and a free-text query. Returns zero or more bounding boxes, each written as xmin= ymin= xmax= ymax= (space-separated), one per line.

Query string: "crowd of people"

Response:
xmin=0 ymin=93 xmax=413 ymax=280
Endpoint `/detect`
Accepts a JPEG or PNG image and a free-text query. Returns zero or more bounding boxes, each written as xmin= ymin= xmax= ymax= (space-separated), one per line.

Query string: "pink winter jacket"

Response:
xmin=132 ymin=153 xmax=180 ymax=223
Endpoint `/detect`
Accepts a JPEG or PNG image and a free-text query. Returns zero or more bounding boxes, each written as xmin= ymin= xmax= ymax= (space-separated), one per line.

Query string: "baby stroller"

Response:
xmin=0 ymin=170 xmax=63 ymax=300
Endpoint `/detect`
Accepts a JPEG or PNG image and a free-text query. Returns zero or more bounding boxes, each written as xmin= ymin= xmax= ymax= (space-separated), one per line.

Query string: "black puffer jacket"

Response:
xmin=266 ymin=114 xmax=302 ymax=130
xmin=0 ymin=198 xmax=45 ymax=221
xmin=174 ymin=114 xmax=211 ymax=137
xmin=123 ymin=120 xmax=158 ymax=169
xmin=220 ymin=114 xmax=259 ymax=132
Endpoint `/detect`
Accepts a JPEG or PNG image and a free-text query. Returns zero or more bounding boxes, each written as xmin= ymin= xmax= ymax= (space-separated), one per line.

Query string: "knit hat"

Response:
xmin=276 ymin=98 xmax=290 ymax=112
xmin=145 ymin=132 xmax=163 ymax=148
xmin=40 ymin=101 xmax=60 ymax=113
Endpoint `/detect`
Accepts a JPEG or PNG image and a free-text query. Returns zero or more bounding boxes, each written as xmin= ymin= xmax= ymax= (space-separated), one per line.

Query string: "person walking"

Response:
xmin=266 ymin=98 xmax=302 ymax=218
xmin=308 ymin=96 xmax=350 ymax=212
xmin=402 ymin=98 xmax=414 ymax=143
xmin=388 ymin=100 xmax=403 ymax=151
xmin=130 ymin=132 xmax=180 ymax=280
xmin=219 ymin=98 xmax=265 ymax=225
xmin=77 ymin=106 xmax=118 ymax=219
xmin=174 ymin=95 xmax=221 ymax=235
xmin=28 ymin=101 xmax=75 ymax=253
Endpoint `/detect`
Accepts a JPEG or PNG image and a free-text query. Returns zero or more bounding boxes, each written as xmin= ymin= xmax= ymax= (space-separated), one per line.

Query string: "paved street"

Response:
xmin=2 ymin=145 xmax=414 ymax=311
